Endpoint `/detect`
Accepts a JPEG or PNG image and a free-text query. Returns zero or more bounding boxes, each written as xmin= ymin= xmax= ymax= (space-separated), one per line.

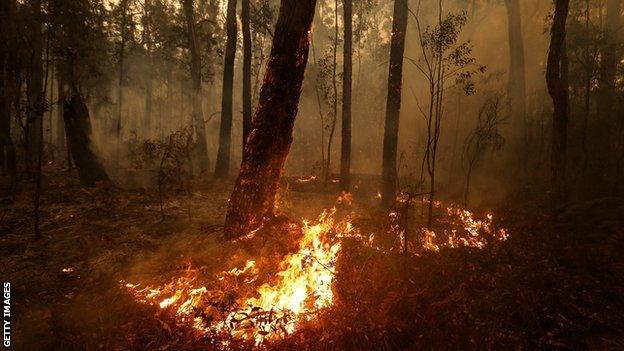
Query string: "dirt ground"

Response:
xmin=1 ymin=168 xmax=624 ymax=350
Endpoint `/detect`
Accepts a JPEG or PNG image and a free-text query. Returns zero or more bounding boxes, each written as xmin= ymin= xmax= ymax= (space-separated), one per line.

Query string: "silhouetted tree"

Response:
xmin=381 ymin=0 xmax=408 ymax=208
xmin=504 ymin=0 xmax=527 ymax=162
xmin=215 ymin=0 xmax=238 ymax=178
xmin=546 ymin=0 xmax=570 ymax=214
xmin=182 ymin=0 xmax=209 ymax=173
xmin=340 ymin=0 xmax=353 ymax=191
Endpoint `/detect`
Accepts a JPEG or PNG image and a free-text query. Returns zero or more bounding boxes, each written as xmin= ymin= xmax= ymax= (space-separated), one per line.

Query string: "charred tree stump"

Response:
xmin=63 ymin=95 xmax=109 ymax=186
xmin=223 ymin=0 xmax=317 ymax=238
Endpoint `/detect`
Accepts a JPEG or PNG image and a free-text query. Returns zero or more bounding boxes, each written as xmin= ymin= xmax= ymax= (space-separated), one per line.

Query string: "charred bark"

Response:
xmin=340 ymin=0 xmax=352 ymax=191
xmin=546 ymin=0 xmax=569 ymax=214
xmin=182 ymin=0 xmax=209 ymax=173
xmin=381 ymin=0 xmax=408 ymax=208
xmin=224 ymin=0 xmax=317 ymax=238
xmin=63 ymin=95 xmax=109 ymax=186
xmin=215 ymin=0 xmax=238 ymax=178
xmin=242 ymin=0 xmax=252 ymax=147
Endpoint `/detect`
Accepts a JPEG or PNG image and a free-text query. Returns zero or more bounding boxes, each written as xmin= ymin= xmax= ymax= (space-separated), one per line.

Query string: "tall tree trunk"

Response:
xmin=241 ymin=0 xmax=252 ymax=147
xmin=215 ymin=0 xmax=238 ymax=178
xmin=55 ymin=70 xmax=67 ymax=166
xmin=381 ymin=0 xmax=408 ymax=208
xmin=63 ymin=94 xmax=109 ymax=186
xmin=224 ymin=0 xmax=317 ymax=238
xmin=546 ymin=0 xmax=569 ymax=215
xmin=324 ymin=0 xmax=339 ymax=185
xmin=0 ymin=0 xmax=12 ymax=173
xmin=182 ymin=0 xmax=209 ymax=173
xmin=143 ymin=0 xmax=153 ymax=139
xmin=581 ymin=0 xmax=591 ymax=172
xmin=596 ymin=0 xmax=621 ymax=172
xmin=504 ymin=0 xmax=528 ymax=163
xmin=116 ymin=7 xmax=125 ymax=165
xmin=27 ymin=0 xmax=44 ymax=175
xmin=340 ymin=0 xmax=352 ymax=191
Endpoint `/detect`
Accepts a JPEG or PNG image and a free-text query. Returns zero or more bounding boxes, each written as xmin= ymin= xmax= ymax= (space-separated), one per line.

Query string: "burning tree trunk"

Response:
xmin=504 ymin=0 xmax=528 ymax=162
xmin=224 ymin=0 xmax=317 ymax=238
xmin=182 ymin=0 xmax=209 ymax=173
xmin=215 ymin=0 xmax=238 ymax=178
xmin=63 ymin=95 xmax=109 ymax=186
xmin=241 ymin=0 xmax=252 ymax=147
xmin=546 ymin=0 xmax=569 ymax=214
xmin=340 ymin=0 xmax=353 ymax=192
xmin=381 ymin=0 xmax=408 ymax=207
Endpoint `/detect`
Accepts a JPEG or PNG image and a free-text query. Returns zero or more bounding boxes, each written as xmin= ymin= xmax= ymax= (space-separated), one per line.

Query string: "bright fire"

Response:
xmin=122 ymin=193 xmax=509 ymax=345
xmin=123 ymin=207 xmax=350 ymax=345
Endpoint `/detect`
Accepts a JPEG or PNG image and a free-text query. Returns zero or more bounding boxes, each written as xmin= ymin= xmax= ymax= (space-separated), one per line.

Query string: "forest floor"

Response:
xmin=1 ymin=167 xmax=624 ymax=350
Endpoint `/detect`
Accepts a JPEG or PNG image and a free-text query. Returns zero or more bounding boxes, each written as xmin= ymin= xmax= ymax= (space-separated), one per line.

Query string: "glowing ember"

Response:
xmin=295 ymin=175 xmax=317 ymax=183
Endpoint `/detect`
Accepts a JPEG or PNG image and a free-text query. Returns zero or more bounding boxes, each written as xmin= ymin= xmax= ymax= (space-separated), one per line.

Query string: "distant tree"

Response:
xmin=546 ymin=0 xmax=570 ymax=214
xmin=241 ymin=0 xmax=252 ymax=147
xmin=0 ymin=0 xmax=17 ymax=173
xmin=215 ymin=0 xmax=238 ymax=178
xmin=182 ymin=0 xmax=209 ymax=173
xmin=595 ymin=0 xmax=621 ymax=180
xmin=503 ymin=0 xmax=527 ymax=163
xmin=380 ymin=0 xmax=408 ymax=208
xmin=141 ymin=0 xmax=154 ymax=138
xmin=224 ymin=0 xmax=318 ymax=238
xmin=111 ymin=0 xmax=135 ymax=164
xmin=340 ymin=0 xmax=353 ymax=191
xmin=462 ymin=94 xmax=505 ymax=206
xmin=322 ymin=0 xmax=341 ymax=185
xmin=26 ymin=0 xmax=44 ymax=175
xmin=409 ymin=3 xmax=484 ymax=227
xmin=48 ymin=0 xmax=110 ymax=187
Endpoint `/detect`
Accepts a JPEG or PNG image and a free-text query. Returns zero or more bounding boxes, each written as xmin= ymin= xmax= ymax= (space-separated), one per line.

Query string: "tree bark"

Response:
xmin=215 ymin=0 xmax=238 ymax=178
xmin=596 ymin=0 xmax=621 ymax=168
xmin=0 ymin=0 xmax=13 ymax=173
xmin=182 ymin=0 xmax=209 ymax=173
xmin=224 ymin=0 xmax=317 ymax=238
xmin=381 ymin=0 xmax=408 ymax=207
xmin=56 ymin=69 xmax=66 ymax=157
xmin=27 ymin=0 xmax=44 ymax=175
xmin=504 ymin=0 xmax=528 ymax=161
xmin=63 ymin=95 xmax=109 ymax=186
xmin=241 ymin=0 xmax=252 ymax=147
xmin=340 ymin=0 xmax=352 ymax=191
xmin=546 ymin=0 xmax=569 ymax=214
xmin=143 ymin=0 xmax=153 ymax=139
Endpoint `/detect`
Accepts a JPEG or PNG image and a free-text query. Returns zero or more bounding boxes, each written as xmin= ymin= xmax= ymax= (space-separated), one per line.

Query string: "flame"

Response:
xmin=218 ymin=209 xmax=343 ymax=343
xmin=123 ymin=207 xmax=351 ymax=345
